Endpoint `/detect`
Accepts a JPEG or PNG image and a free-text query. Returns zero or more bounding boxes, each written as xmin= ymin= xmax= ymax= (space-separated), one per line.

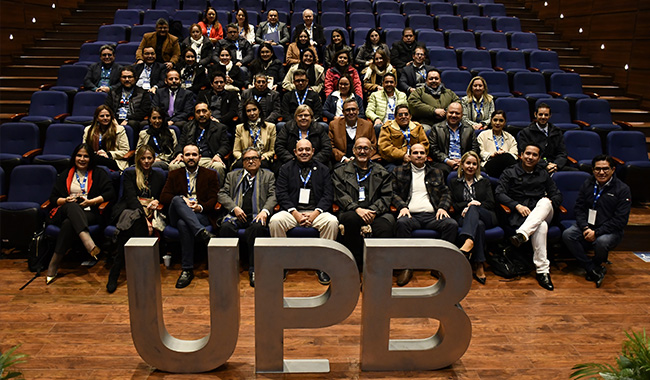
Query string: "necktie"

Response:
xmin=168 ymin=90 xmax=176 ymax=117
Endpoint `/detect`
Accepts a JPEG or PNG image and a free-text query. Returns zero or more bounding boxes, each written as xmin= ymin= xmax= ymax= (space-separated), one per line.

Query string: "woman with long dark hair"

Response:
xmin=323 ymin=74 xmax=365 ymax=120
xmin=324 ymin=50 xmax=363 ymax=98
xmin=282 ymin=48 xmax=324 ymax=94
xmin=355 ymin=28 xmax=390 ymax=67
xmin=286 ymin=29 xmax=318 ymax=66
xmin=213 ymin=48 xmax=246 ymax=91
xmin=323 ymin=28 xmax=351 ymax=69
xmin=235 ymin=8 xmax=256 ymax=44
xmin=248 ymin=42 xmax=284 ymax=90
xmin=83 ymin=105 xmax=130 ymax=171
xmin=181 ymin=23 xmax=213 ymax=67
xmin=361 ymin=49 xmax=396 ymax=96
xmin=233 ymin=99 xmax=276 ymax=169
xmin=176 ymin=47 xmax=209 ymax=94
xmin=477 ymin=110 xmax=518 ymax=177
xmin=45 ymin=143 xmax=115 ymax=284
xmin=106 ymin=145 xmax=166 ymax=293
xmin=198 ymin=7 xmax=223 ymax=43
xmin=136 ymin=107 xmax=178 ymax=170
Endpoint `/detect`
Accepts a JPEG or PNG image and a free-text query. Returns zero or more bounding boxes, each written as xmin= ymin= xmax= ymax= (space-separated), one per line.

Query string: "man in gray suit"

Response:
xmin=428 ymin=102 xmax=479 ymax=176
xmin=255 ymin=9 xmax=290 ymax=46
xmin=218 ymin=147 xmax=277 ymax=287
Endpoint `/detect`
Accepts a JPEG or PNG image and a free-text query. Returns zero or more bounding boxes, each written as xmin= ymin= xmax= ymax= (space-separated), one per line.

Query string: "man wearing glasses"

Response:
xmin=329 ymin=98 xmax=377 ymax=164
xmin=390 ymin=143 xmax=458 ymax=286
xmin=280 ymin=69 xmax=323 ymax=123
xmin=562 ymin=155 xmax=631 ymax=287
xmin=377 ymin=104 xmax=428 ymax=170
xmin=219 ymin=148 xmax=277 ymax=287
xmin=84 ymin=44 xmax=121 ymax=93
xmin=104 ymin=66 xmax=151 ymax=133
xmin=333 ymin=137 xmax=395 ymax=272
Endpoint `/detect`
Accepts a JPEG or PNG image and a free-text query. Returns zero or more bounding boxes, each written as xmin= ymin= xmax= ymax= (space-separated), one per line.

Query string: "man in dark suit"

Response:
xmin=104 ymin=66 xmax=151 ymax=134
xmin=218 ymin=147 xmax=277 ymax=287
xmin=134 ymin=46 xmax=167 ymax=93
xmin=152 ymin=69 xmax=195 ymax=130
xmin=135 ymin=18 xmax=181 ymax=69
xmin=390 ymin=27 xmax=428 ymax=70
xmin=269 ymin=139 xmax=339 ymax=285
xmin=240 ymin=73 xmax=281 ymax=124
xmin=332 ymin=137 xmax=395 ymax=270
xmin=292 ymin=9 xmax=326 ymax=52
xmin=255 ymin=9 xmax=290 ymax=46
xmin=517 ymin=103 xmax=570 ymax=173
xmin=160 ymin=144 xmax=219 ymax=288
xmin=280 ymin=69 xmax=323 ymax=122
xmin=398 ymin=46 xmax=433 ymax=94
xmin=197 ymin=71 xmax=240 ymax=133
xmin=169 ymin=102 xmax=229 ymax=181
xmin=428 ymin=102 xmax=479 ymax=176
xmin=83 ymin=44 xmax=121 ymax=93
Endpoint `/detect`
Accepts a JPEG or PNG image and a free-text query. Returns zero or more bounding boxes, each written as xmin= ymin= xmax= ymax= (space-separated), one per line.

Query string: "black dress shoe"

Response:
xmin=396 ymin=269 xmax=413 ymax=287
xmin=175 ymin=270 xmax=194 ymax=288
xmin=473 ymin=274 xmax=487 ymax=285
xmin=509 ymin=233 xmax=527 ymax=248
xmin=196 ymin=229 xmax=216 ymax=246
xmin=536 ymin=273 xmax=554 ymax=291
xmin=249 ymin=271 xmax=255 ymax=288
xmin=317 ymin=271 xmax=331 ymax=285
xmin=106 ymin=275 xmax=118 ymax=293
xmin=586 ymin=268 xmax=605 ymax=288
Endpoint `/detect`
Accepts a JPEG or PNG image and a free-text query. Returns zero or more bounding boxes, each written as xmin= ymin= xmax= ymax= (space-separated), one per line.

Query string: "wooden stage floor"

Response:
xmin=1 ymin=250 xmax=649 ymax=380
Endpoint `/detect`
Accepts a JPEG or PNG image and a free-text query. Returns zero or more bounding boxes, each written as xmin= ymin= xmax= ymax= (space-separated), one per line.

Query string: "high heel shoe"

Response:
xmin=473 ymin=273 xmax=486 ymax=285
xmin=46 ymin=273 xmax=57 ymax=285
xmin=89 ymin=246 xmax=101 ymax=260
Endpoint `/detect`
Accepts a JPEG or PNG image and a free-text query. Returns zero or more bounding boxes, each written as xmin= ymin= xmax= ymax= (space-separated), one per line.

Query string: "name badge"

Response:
xmin=387 ymin=113 xmax=395 ymax=121
xmin=141 ymin=82 xmax=151 ymax=90
xmin=588 ymin=209 xmax=597 ymax=225
xmin=359 ymin=186 xmax=366 ymax=202
xmin=299 ymin=188 xmax=311 ymax=204
xmin=236 ymin=50 xmax=243 ymax=60
xmin=118 ymin=107 xmax=128 ymax=119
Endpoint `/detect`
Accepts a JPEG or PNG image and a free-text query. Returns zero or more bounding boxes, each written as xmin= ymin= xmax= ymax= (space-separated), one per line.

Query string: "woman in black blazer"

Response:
xmin=46 ymin=143 xmax=115 ymax=285
xmin=106 ymin=145 xmax=166 ymax=293
xmin=449 ymin=151 xmax=497 ymax=284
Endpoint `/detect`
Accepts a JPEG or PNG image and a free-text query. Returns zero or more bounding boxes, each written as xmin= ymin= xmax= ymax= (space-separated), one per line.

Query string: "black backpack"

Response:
xmin=27 ymin=230 xmax=53 ymax=273
xmin=487 ymin=247 xmax=534 ymax=279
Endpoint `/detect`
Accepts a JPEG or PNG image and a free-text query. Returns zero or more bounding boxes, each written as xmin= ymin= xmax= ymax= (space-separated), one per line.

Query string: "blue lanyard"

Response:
xmin=387 ymin=96 xmax=396 ymax=113
xmin=356 ymin=168 xmax=372 ymax=184
xmin=269 ymin=24 xmax=277 ymax=33
xmin=234 ymin=41 xmax=240 ymax=51
xmin=120 ymin=90 xmax=132 ymax=106
xmin=197 ymin=128 xmax=205 ymax=144
xmin=299 ymin=129 xmax=309 ymax=139
xmin=401 ymin=128 xmax=411 ymax=145
xmin=75 ymin=171 xmax=88 ymax=195
xmin=151 ymin=135 xmax=160 ymax=151
xmin=592 ymin=184 xmax=605 ymax=209
xmin=101 ymin=66 xmax=111 ymax=80
xmin=254 ymin=94 xmax=262 ymax=102
xmin=207 ymin=25 xmax=212 ymax=36
xmin=416 ymin=68 xmax=426 ymax=81
xmin=98 ymin=133 xmax=103 ymax=149
xmin=249 ymin=127 xmax=260 ymax=145
xmin=186 ymin=171 xmax=195 ymax=196
xmin=295 ymin=90 xmax=308 ymax=105
xmin=494 ymin=134 xmax=504 ymax=151
xmin=300 ymin=169 xmax=312 ymax=188
xmin=473 ymin=99 xmax=483 ymax=121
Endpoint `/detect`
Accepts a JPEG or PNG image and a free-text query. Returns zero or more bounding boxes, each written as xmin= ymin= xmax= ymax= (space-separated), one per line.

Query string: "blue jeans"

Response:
xmin=562 ymin=223 xmax=622 ymax=272
xmin=457 ymin=205 xmax=496 ymax=263
xmin=168 ymin=196 xmax=211 ymax=270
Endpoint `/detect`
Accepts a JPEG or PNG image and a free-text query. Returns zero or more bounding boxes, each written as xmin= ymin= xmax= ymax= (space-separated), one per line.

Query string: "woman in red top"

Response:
xmin=198 ymin=7 xmax=223 ymax=43
xmin=324 ymin=50 xmax=363 ymax=99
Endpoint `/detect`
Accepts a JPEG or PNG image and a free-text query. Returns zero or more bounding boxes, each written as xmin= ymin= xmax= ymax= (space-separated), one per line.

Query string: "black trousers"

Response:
xmin=219 ymin=216 xmax=269 ymax=271
xmin=483 ymin=153 xmax=517 ymax=178
xmin=338 ymin=210 xmax=394 ymax=270
xmin=93 ymin=154 xmax=120 ymax=171
xmin=113 ymin=212 xmax=150 ymax=272
xmin=50 ymin=202 xmax=99 ymax=254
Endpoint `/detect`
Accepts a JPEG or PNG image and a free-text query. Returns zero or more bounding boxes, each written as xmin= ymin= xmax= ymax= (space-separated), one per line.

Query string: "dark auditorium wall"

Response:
xmin=0 ymin=0 xmax=80 ymax=64
xmin=526 ymin=0 xmax=650 ymax=108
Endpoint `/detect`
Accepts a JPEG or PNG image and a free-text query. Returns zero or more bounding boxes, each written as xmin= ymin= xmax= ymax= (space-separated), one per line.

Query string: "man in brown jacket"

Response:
xmin=377 ymin=104 xmax=428 ymax=169
xmin=136 ymin=18 xmax=181 ymax=70
xmin=328 ymin=97 xmax=377 ymax=164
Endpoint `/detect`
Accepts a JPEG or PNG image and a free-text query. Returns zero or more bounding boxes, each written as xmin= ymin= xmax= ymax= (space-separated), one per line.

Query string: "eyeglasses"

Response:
xmin=593 ymin=167 xmax=611 ymax=172
xmin=243 ymin=156 xmax=261 ymax=162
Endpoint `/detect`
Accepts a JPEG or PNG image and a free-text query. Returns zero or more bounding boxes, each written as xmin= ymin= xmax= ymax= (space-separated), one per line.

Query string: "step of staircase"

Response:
xmin=0 ymin=100 xmax=31 ymax=115
xmin=1 ymin=65 xmax=60 ymax=77
xmin=24 ymin=47 xmax=80 ymax=56
xmin=583 ymin=85 xmax=625 ymax=97
xmin=14 ymin=56 xmax=75 ymax=66
xmin=599 ymin=96 xmax=641 ymax=109
xmin=0 ymin=76 xmax=55 ymax=88
xmin=580 ymin=74 xmax=614 ymax=85
xmin=34 ymin=38 xmax=89 ymax=48
xmin=611 ymin=109 xmax=650 ymax=123
xmin=58 ymin=23 xmax=103 ymax=33
xmin=0 ymin=87 xmax=39 ymax=99
xmin=560 ymin=64 xmax=601 ymax=75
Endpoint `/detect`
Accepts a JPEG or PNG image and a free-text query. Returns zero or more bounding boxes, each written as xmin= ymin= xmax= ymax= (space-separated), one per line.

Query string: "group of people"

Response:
xmin=47 ymin=13 xmax=631 ymax=294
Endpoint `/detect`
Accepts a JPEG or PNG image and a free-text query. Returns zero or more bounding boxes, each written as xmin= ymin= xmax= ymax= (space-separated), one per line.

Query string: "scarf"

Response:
xmin=222 ymin=171 xmax=261 ymax=224
xmin=190 ymin=37 xmax=204 ymax=61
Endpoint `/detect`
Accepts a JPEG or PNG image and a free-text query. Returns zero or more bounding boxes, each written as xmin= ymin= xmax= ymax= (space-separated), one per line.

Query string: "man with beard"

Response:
xmin=104 ymin=66 xmax=151 ymax=133
xmin=496 ymin=143 xmax=563 ymax=291
xmin=408 ymin=69 xmax=460 ymax=131
xmin=170 ymin=102 xmax=229 ymax=181
xmin=391 ymin=143 xmax=457 ymax=286
xmin=197 ymin=71 xmax=240 ymax=132
xmin=83 ymin=44 xmax=121 ymax=93
xmin=219 ymin=147 xmax=277 ymax=287
xmin=562 ymin=155 xmax=631 ymax=287
xmin=269 ymin=139 xmax=339 ymax=285
xmin=398 ymin=46 xmax=434 ymax=94
xmin=161 ymin=144 xmax=219 ymax=288
xmin=136 ymin=18 xmax=181 ymax=69
xmin=517 ymin=103 xmax=570 ymax=174
xmin=134 ymin=46 xmax=167 ymax=93
xmin=366 ymin=73 xmax=408 ymax=129
xmin=378 ymin=104 xmax=428 ymax=167
xmin=390 ymin=28 xmax=428 ymax=70
xmin=333 ymin=137 xmax=394 ymax=270
xmin=152 ymin=69 xmax=195 ymax=130
xmin=428 ymin=102 xmax=478 ymax=176
xmin=240 ymin=73 xmax=281 ymax=124
xmin=329 ymin=97 xmax=377 ymax=164
xmin=280 ymin=69 xmax=323 ymax=122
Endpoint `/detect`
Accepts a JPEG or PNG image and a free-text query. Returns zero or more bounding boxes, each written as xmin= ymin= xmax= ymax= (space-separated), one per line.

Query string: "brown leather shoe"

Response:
xmin=396 ymin=269 xmax=413 ymax=287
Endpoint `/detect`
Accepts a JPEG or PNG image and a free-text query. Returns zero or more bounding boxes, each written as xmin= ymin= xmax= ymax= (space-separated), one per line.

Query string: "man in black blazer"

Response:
xmin=214 ymin=23 xmax=255 ymax=74
xmin=280 ymin=69 xmax=323 ymax=122
xmin=240 ymin=73 xmax=282 ymax=124
xmin=292 ymin=9 xmax=326 ymax=53
xmin=197 ymin=71 xmax=240 ymax=133
xmin=390 ymin=28 xmax=428 ymax=70
xmin=152 ymin=69 xmax=195 ymax=130
xmin=169 ymin=102 xmax=229 ymax=182
xmin=104 ymin=66 xmax=151 ymax=134
xmin=269 ymin=139 xmax=339 ymax=285
xmin=255 ymin=9 xmax=290 ymax=46
xmin=398 ymin=46 xmax=433 ymax=94
xmin=428 ymin=102 xmax=479 ymax=176
xmin=134 ymin=46 xmax=167 ymax=93
xmin=83 ymin=44 xmax=121 ymax=92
